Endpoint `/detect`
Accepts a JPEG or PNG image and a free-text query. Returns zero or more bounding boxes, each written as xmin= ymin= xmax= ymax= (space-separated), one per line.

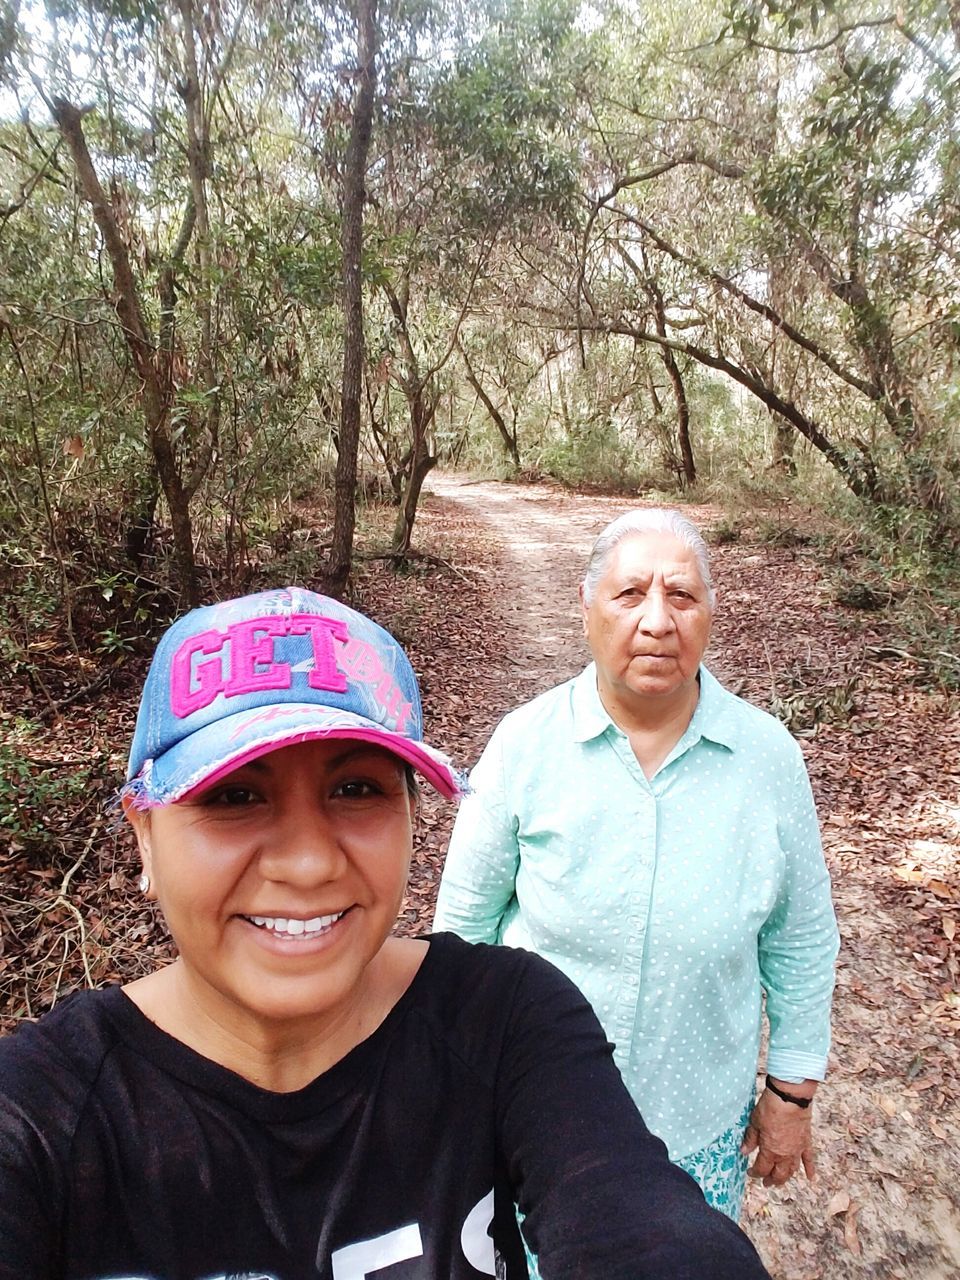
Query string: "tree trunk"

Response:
xmin=165 ymin=476 xmax=200 ymax=603
xmin=53 ymin=96 xmax=202 ymax=604
xmin=393 ymin=443 xmax=437 ymax=554
xmin=614 ymin=240 xmax=696 ymax=487
xmin=392 ymin=387 xmax=437 ymax=553
xmin=381 ymin=279 xmax=444 ymax=554
xmin=761 ymin=75 xmax=797 ymax=479
xmin=458 ymin=341 xmax=520 ymax=468
xmin=768 ymin=261 xmax=797 ymax=476
xmin=124 ymin=474 xmax=161 ymax=568
xmin=177 ymin=0 xmax=220 ymax=508
xmin=770 ymin=422 xmax=796 ymax=475
xmin=673 ymin=373 xmax=695 ymax=487
xmin=647 ymin=278 xmax=695 ymax=486
xmin=325 ymin=0 xmax=378 ymax=598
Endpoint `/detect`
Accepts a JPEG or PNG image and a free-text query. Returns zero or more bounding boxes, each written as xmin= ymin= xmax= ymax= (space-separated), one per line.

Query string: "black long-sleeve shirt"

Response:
xmin=0 ymin=933 xmax=770 ymax=1280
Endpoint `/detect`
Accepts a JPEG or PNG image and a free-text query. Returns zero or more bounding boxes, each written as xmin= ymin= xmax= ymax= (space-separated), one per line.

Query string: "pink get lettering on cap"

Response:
xmin=124 ymin=587 xmax=463 ymax=806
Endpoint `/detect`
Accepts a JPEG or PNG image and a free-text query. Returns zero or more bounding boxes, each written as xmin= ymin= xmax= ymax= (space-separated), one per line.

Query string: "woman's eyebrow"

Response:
xmin=619 ymin=567 xmax=697 ymax=584
xmin=241 ymin=757 xmax=270 ymax=775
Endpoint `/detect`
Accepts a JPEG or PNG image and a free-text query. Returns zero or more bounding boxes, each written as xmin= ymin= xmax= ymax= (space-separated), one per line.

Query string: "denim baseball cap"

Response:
xmin=125 ymin=587 xmax=463 ymax=805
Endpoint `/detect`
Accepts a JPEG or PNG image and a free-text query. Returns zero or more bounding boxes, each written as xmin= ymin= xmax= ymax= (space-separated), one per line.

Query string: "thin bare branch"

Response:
xmin=612 ymin=209 xmax=881 ymax=402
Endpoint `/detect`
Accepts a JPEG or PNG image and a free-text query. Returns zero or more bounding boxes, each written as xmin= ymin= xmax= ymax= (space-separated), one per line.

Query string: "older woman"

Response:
xmin=435 ymin=510 xmax=840 ymax=1224
xmin=0 ymin=586 xmax=770 ymax=1280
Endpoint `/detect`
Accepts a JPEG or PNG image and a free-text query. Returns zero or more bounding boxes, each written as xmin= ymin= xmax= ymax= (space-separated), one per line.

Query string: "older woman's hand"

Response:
xmin=741 ymin=1082 xmax=818 ymax=1187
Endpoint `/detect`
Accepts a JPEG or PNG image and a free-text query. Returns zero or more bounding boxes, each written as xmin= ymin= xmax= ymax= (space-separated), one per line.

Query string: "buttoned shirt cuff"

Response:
xmin=766 ymin=1049 xmax=829 ymax=1083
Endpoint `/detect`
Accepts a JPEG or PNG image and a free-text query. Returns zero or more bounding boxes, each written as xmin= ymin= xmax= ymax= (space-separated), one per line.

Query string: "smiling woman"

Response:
xmin=0 ymin=587 xmax=773 ymax=1280
xmin=124 ymin=739 xmax=421 ymax=1075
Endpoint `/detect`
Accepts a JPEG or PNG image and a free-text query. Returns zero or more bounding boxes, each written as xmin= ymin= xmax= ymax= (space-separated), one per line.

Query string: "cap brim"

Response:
xmin=130 ymin=703 xmax=462 ymax=805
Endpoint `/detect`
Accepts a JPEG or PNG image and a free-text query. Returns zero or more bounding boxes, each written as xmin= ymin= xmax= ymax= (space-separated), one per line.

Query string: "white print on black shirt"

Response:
xmin=460 ymin=1189 xmax=496 ymax=1275
xmin=98 ymin=1189 xmax=497 ymax=1280
xmin=328 ymin=1192 xmax=496 ymax=1279
xmin=330 ymin=1223 xmax=423 ymax=1279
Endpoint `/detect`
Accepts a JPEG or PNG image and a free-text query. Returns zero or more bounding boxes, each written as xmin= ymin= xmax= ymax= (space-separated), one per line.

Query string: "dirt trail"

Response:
xmin=418 ymin=474 xmax=960 ymax=1280
xmin=1 ymin=472 xmax=957 ymax=1275
xmin=426 ymin=476 xmax=730 ymax=694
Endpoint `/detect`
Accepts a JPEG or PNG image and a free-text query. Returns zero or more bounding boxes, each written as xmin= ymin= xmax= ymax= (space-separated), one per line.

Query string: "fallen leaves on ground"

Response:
xmin=1 ymin=475 xmax=958 ymax=1278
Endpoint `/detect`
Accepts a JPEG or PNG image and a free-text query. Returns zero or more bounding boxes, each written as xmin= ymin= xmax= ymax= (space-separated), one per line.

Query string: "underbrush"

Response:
xmin=703 ymin=478 xmax=960 ymax=694
xmin=535 ymin=429 xmax=661 ymax=494
xmin=0 ymin=488 xmax=482 ymax=1033
xmin=0 ymin=725 xmax=107 ymax=854
xmin=821 ymin=498 xmax=960 ymax=692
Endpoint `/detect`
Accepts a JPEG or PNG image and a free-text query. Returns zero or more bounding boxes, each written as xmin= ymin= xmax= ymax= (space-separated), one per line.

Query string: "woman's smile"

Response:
xmin=245 ymin=910 xmax=348 ymax=938
xmin=239 ymin=908 xmax=353 ymax=949
xmin=126 ymin=739 xmax=416 ymax=1036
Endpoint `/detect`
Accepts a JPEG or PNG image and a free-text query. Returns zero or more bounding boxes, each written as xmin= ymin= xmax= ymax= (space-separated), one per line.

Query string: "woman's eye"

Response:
xmin=207 ymin=784 xmax=259 ymax=806
xmin=333 ymin=779 xmax=381 ymax=800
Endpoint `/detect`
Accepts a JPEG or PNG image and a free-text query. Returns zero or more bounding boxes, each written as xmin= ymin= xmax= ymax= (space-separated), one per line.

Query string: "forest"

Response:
xmin=2 ymin=0 xmax=958 ymax=611
xmin=1 ymin=1 xmax=959 ymax=1272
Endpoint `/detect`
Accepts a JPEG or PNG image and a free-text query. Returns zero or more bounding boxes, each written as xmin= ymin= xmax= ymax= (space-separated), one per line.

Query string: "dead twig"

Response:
xmin=358 ymin=550 xmax=476 ymax=584
xmin=43 ymin=817 xmax=104 ymax=998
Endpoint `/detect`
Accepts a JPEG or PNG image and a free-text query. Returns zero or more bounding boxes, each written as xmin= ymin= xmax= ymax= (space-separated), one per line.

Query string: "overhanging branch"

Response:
xmin=543 ymin=309 xmax=876 ymax=499
xmin=611 ymin=210 xmax=881 ymax=403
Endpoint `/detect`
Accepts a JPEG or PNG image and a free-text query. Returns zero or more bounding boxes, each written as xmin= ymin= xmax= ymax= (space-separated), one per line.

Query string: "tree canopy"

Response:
xmin=1 ymin=0 xmax=957 ymax=616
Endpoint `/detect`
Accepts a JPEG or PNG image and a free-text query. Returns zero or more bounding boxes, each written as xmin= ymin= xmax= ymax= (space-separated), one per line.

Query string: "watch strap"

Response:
xmin=765 ymin=1075 xmax=813 ymax=1108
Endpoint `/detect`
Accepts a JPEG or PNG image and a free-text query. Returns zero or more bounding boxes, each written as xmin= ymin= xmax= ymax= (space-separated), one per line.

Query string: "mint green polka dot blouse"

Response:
xmin=434 ymin=665 xmax=840 ymax=1159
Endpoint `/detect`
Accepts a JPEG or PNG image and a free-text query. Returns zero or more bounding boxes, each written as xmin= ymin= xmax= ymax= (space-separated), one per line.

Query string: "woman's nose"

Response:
xmin=257 ymin=804 xmax=346 ymax=885
xmin=638 ymin=588 xmax=674 ymax=635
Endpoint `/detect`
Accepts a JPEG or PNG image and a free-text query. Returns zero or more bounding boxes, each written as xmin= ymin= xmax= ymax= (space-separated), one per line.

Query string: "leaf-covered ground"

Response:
xmin=409 ymin=477 xmax=960 ymax=1280
xmin=2 ymin=475 xmax=958 ymax=1277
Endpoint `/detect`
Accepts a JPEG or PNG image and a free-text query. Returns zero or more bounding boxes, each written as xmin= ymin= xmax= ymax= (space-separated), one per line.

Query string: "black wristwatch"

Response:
xmin=765 ymin=1075 xmax=813 ymax=1109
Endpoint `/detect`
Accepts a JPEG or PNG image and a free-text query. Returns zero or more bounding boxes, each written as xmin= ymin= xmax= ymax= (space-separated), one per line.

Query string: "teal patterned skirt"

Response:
xmin=674 ymin=1096 xmax=754 ymax=1222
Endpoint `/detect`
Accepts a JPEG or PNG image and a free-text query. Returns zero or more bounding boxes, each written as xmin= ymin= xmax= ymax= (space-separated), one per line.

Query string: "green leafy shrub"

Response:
xmin=538 ymin=420 xmax=655 ymax=493
xmin=0 ymin=736 xmax=99 ymax=851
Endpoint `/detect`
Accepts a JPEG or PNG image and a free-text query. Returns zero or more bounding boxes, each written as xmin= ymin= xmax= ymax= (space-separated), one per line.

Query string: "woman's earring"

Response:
xmin=138 ymin=872 xmax=150 ymax=894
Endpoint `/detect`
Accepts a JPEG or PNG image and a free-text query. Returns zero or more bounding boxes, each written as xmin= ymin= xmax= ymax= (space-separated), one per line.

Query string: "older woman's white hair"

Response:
xmin=581 ymin=508 xmax=716 ymax=609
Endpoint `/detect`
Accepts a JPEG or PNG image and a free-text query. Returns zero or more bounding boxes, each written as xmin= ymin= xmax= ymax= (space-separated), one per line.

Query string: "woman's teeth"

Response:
xmin=248 ymin=912 xmax=345 ymax=938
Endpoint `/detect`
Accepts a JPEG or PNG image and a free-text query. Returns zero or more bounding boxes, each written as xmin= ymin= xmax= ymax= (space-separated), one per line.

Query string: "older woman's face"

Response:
xmin=581 ymin=532 xmax=713 ymax=713
xmin=125 ymin=739 xmax=415 ymax=1032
